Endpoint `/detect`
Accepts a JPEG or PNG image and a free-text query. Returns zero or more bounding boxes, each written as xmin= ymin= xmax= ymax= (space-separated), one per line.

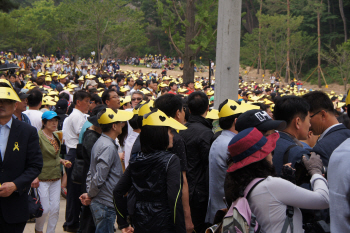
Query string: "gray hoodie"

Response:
xmin=86 ymin=133 xmax=123 ymax=208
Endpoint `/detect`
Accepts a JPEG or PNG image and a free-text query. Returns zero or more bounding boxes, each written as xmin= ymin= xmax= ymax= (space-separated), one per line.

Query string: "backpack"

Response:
xmin=206 ymin=178 xmax=294 ymax=233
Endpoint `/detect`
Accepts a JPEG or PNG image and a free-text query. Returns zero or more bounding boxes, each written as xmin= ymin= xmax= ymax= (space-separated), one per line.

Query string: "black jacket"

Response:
xmin=113 ymin=151 xmax=185 ymax=233
xmin=0 ymin=119 xmax=43 ymax=223
xmin=179 ymin=115 xmax=213 ymax=202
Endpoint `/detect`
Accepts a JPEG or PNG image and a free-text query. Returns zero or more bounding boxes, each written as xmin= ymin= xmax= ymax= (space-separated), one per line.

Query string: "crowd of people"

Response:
xmin=1 ymin=53 xmax=350 ymax=233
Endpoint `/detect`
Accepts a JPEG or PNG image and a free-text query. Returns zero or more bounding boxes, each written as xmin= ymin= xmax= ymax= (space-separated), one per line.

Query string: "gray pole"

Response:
xmin=214 ymin=0 xmax=242 ymax=109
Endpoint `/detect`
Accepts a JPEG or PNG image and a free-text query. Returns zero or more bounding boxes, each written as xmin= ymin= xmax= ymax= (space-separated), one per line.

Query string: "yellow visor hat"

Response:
xmin=138 ymin=100 xmax=154 ymax=116
xmin=0 ymin=87 xmax=21 ymax=102
xmin=206 ymin=109 xmax=219 ymax=120
xmin=219 ymin=99 xmax=259 ymax=118
xmin=120 ymin=96 xmax=131 ymax=107
xmin=98 ymin=108 xmax=133 ymax=125
xmin=143 ymin=109 xmax=187 ymax=130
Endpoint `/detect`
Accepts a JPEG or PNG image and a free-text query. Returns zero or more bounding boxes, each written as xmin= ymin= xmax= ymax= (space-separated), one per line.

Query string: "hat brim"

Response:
xmin=43 ymin=115 xmax=60 ymax=120
xmin=227 ymin=131 xmax=279 ymax=173
xmin=256 ymin=120 xmax=287 ymax=132
xmin=88 ymin=116 xmax=99 ymax=127
xmin=19 ymin=93 xmax=30 ymax=99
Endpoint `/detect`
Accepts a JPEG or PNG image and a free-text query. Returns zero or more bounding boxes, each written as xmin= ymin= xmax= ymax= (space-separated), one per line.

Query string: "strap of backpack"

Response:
xmin=283 ymin=145 xmax=298 ymax=164
xmin=281 ymin=205 xmax=294 ymax=233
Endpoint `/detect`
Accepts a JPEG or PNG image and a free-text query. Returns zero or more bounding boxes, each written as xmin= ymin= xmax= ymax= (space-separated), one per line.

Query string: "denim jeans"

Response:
xmin=90 ymin=202 xmax=116 ymax=233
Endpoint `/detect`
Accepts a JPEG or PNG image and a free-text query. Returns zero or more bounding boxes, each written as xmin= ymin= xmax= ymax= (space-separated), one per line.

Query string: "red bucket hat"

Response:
xmin=227 ymin=127 xmax=279 ymax=173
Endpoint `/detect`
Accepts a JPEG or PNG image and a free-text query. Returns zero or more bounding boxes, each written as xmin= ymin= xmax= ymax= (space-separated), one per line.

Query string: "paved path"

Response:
xmin=24 ymin=197 xmax=121 ymax=233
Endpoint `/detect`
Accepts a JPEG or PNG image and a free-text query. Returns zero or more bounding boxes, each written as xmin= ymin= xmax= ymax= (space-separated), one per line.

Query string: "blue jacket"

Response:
xmin=312 ymin=124 xmax=350 ymax=166
xmin=273 ymin=132 xmax=309 ymax=176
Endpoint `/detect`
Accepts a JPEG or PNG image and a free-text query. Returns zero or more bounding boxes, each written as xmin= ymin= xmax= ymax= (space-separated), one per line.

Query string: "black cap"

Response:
xmin=56 ymin=99 xmax=68 ymax=110
xmin=87 ymin=116 xmax=99 ymax=127
xmin=15 ymin=88 xmax=30 ymax=99
xmin=236 ymin=109 xmax=287 ymax=132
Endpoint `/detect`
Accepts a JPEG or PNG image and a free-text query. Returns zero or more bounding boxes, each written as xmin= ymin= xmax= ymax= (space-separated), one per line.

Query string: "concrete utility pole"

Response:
xmin=214 ymin=0 xmax=242 ymax=109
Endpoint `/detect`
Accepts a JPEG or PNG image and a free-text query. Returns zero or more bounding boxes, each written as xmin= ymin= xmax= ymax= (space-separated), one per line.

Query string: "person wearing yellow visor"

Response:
xmin=113 ymin=108 xmax=187 ymax=233
xmin=0 ymin=83 xmax=43 ymax=233
xmin=79 ymin=108 xmax=133 ymax=233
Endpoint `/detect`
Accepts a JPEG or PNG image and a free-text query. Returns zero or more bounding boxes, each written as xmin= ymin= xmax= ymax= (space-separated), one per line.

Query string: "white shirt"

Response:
xmin=124 ymin=131 xmax=139 ymax=168
xmin=23 ymin=109 xmax=43 ymax=131
xmin=63 ymin=108 xmax=87 ymax=150
xmin=0 ymin=118 xmax=12 ymax=160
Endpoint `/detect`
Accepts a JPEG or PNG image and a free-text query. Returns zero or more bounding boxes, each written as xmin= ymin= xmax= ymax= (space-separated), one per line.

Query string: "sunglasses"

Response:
xmin=132 ymin=97 xmax=142 ymax=101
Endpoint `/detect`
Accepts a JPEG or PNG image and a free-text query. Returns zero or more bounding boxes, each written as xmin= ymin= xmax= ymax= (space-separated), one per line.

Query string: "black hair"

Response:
xmin=274 ymin=96 xmax=309 ymax=126
xmin=337 ymin=114 xmax=350 ymax=129
xmin=161 ymin=87 xmax=169 ymax=94
xmin=118 ymin=122 xmax=128 ymax=147
xmin=101 ymin=89 xmax=116 ymax=105
xmin=302 ymin=91 xmax=335 ymax=114
xmin=187 ymin=91 xmax=209 ymax=116
xmin=265 ymin=88 xmax=271 ymax=93
xmin=135 ymin=79 xmax=143 ymax=86
xmin=140 ymin=125 xmax=169 ymax=154
xmin=73 ymin=90 xmax=91 ymax=105
xmin=169 ymin=82 xmax=176 ymax=87
xmin=224 ymin=159 xmax=275 ymax=206
xmin=218 ymin=99 xmax=240 ymax=130
xmin=126 ymin=76 xmax=134 ymax=83
xmin=91 ymin=104 xmax=106 ymax=116
xmin=117 ymin=77 xmax=123 ymax=83
xmin=27 ymin=89 xmax=43 ymax=107
xmin=42 ymin=119 xmax=48 ymax=129
xmin=154 ymin=94 xmax=183 ymax=118
xmin=129 ymin=115 xmax=140 ymax=130
xmin=146 ymin=80 xmax=152 ymax=87
xmin=58 ymin=92 xmax=70 ymax=101
xmin=90 ymin=94 xmax=102 ymax=105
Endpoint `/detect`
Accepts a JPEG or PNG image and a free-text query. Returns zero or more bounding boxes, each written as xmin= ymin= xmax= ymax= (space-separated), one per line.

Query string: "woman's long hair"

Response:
xmin=224 ymin=158 xmax=275 ymax=206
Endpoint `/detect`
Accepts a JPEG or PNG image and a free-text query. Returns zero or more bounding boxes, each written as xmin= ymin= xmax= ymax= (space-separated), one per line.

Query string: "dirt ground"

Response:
xmin=119 ymin=64 xmax=348 ymax=95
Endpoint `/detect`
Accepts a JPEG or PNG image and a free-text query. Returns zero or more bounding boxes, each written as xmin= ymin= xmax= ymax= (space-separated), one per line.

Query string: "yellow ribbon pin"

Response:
xmin=13 ymin=142 xmax=19 ymax=151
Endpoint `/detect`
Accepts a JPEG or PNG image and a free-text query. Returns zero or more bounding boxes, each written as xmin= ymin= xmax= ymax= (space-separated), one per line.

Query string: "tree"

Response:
xmin=322 ymin=42 xmax=350 ymax=91
xmin=157 ymin=0 xmax=218 ymax=83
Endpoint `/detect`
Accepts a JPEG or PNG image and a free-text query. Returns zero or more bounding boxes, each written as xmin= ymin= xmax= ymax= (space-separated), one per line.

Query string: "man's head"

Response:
xmin=73 ymin=90 xmax=91 ymax=114
xmin=127 ymin=77 xmax=135 ymax=87
xmin=218 ymin=100 xmax=241 ymax=131
xmin=274 ymin=96 xmax=310 ymax=140
xmin=302 ymin=91 xmax=337 ymax=135
xmin=9 ymin=74 xmax=16 ymax=83
xmin=154 ymin=94 xmax=185 ymax=124
xmin=97 ymin=108 xmax=125 ymax=135
xmin=187 ymin=91 xmax=209 ymax=116
xmin=169 ymin=82 xmax=177 ymax=92
xmin=102 ymin=89 xmax=120 ymax=110
xmin=90 ymin=94 xmax=102 ymax=111
xmin=0 ymin=85 xmax=19 ymax=120
xmin=131 ymin=91 xmax=144 ymax=108
xmin=187 ymin=81 xmax=194 ymax=89
xmin=15 ymin=90 xmax=30 ymax=113
xmin=134 ymin=80 xmax=143 ymax=91
xmin=27 ymin=89 xmax=43 ymax=108
xmin=117 ymin=78 xmax=125 ymax=87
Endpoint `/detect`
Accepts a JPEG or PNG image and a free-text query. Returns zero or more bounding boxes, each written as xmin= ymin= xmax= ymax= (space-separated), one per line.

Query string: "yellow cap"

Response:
xmin=159 ymin=83 xmax=169 ymax=88
xmin=138 ymin=100 xmax=154 ymax=116
xmin=205 ymin=109 xmax=219 ymax=120
xmin=140 ymin=89 xmax=151 ymax=95
xmin=0 ymin=79 xmax=14 ymax=89
xmin=97 ymin=108 xmax=133 ymax=124
xmin=119 ymin=86 xmax=130 ymax=93
xmin=219 ymin=99 xmax=259 ymax=118
xmin=143 ymin=109 xmax=187 ymax=130
xmin=78 ymin=76 xmax=84 ymax=81
xmin=120 ymin=96 xmax=131 ymax=107
xmin=45 ymin=75 xmax=52 ymax=82
xmin=206 ymin=90 xmax=214 ymax=96
xmin=42 ymin=98 xmax=56 ymax=106
xmin=0 ymin=87 xmax=21 ymax=102
xmin=162 ymin=76 xmax=172 ymax=81
xmin=37 ymin=72 xmax=45 ymax=77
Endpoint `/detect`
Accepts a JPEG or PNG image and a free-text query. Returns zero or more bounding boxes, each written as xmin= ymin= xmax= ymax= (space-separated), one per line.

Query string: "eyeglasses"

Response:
xmin=310 ymin=110 xmax=325 ymax=118
xmin=132 ymin=97 xmax=142 ymax=101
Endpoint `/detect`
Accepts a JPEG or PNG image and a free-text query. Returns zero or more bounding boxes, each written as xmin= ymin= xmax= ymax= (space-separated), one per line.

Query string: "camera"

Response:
xmin=294 ymin=153 xmax=327 ymax=186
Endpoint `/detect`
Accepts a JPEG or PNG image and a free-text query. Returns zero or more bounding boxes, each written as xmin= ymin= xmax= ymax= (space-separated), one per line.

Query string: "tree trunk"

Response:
xmin=317 ymin=3 xmax=322 ymax=88
xmin=257 ymin=0 xmax=262 ymax=74
xmin=182 ymin=0 xmax=196 ymax=84
xmin=339 ymin=0 xmax=348 ymax=42
xmin=286 ymin=0 xmax=290 ymax=83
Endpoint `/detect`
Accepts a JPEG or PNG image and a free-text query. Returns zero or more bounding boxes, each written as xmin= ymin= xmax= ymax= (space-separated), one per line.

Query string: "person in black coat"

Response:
xmin=0 ymin=84 xmax=43 ymax=233
xmin=179 ymin=91 xmax=214 ymax=233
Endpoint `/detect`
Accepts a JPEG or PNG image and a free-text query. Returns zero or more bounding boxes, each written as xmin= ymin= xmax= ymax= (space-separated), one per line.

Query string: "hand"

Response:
xmin=0 ymin=182 xmax=17 ymax=197
xmin=185 ymin=220 xmax=194 ymax=233
xmin=61 ymin=159 xmax=72 ymax=168
xmin=31 ymin=177 xmax=40 ymax=188
xmin=302 ymin=152 xmax=323 ymax=176
xmin=79 ymin=193 xmax=92 ymax=206
xmin=119 ymin=152 xmax=125 ymax=160
xmin=122 ymin=226 xmax=134 ymax=233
